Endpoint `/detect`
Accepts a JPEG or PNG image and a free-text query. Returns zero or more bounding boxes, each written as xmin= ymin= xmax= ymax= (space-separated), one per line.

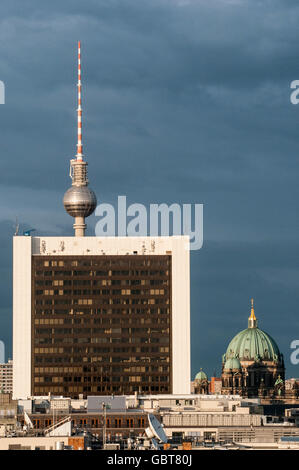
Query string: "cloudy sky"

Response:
xmin=0 ymin=0 xmax=299 ymax=378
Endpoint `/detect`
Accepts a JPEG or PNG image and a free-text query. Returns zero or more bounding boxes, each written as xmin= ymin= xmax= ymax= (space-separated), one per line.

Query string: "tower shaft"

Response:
xmin=63 ymin=42 xmax=97 ymax=236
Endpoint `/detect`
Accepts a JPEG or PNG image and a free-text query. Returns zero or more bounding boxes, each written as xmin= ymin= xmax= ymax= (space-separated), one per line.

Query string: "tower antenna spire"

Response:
xmin=76 ymin=41 xmax=83 ymax=161
xmin=63 ymin=42 xmax=97 ymax=236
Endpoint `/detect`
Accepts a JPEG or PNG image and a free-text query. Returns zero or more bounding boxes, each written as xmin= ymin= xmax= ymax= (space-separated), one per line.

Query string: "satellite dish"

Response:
xmin=23 ymin=229 xmax=36 ymax=236
xmin=145 ymin=414 xmax=167 ymax=444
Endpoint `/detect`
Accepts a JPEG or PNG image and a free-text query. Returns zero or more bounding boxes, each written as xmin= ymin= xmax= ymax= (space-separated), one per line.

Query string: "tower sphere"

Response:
xmin=63 ymin=185 xmax=97 ymax=218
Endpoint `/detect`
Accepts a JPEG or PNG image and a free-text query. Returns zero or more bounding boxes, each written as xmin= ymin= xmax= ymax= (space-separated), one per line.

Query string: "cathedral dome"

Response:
xmin=195 ymin=370 xmax=207 ymax=381
xmin=225 ymin=327 xmax=281 ymax=362
xmin=224 ymin=300 xmax=282 ymax=363
xmin=224 ymin=357 xmax=241 ymax=371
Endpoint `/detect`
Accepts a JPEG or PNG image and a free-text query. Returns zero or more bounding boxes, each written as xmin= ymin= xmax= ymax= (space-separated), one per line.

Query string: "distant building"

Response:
xmin=191 ymin=369 xmax=209 ymax=394
xmin=191 ymin=372 xmax=222 ymax=395
xmin=0 ymin=341 xmax=5 ymax=364
xmin=0 ymin=360 xmax=13 ymax=394
xmin=209 ymin=377 xmax=222 ymax=394
xmin=284 ymin=378 xmax=299 ymax=401
xmin=0 ymin=392 xmax=18 ymax=436
xmin=285 ymin=378 xmax=299 ymax=391
xmin=50 ymin=397 xmax=71 ymax=414
xmin=221 ymin=300 xmax=285 ymax=398
xmin=12 ymin=393 xmax=299 ymax=449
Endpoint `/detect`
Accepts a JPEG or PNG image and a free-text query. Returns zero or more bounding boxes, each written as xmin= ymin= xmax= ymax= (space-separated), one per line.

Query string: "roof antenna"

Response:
xmin=14 ymin=217 xmax=19 ymax=236
xmin=76 ymin=41 xmax=83 ymax=162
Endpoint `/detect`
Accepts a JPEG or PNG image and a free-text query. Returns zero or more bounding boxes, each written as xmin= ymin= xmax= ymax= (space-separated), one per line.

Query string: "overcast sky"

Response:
xmin=0 ymin=0 xmax=299 ymax=378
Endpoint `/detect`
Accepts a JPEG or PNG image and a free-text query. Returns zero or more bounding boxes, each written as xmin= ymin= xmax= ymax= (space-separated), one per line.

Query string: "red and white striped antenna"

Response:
xmin=76 ymin=41 xmax=83 ymax=161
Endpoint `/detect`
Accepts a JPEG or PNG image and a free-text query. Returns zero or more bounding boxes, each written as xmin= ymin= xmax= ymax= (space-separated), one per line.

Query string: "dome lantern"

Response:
xmin=248 ymin=298 xmax=257 ymax=328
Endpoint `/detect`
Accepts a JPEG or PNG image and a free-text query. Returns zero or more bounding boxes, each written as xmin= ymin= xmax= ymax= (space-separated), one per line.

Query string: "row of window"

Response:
xmin=34 ymin=346 xmax=170 ymax=353
xmin=35 ymin=327 xmax=169 ymax=334
xmin=34 ymin=375 xmax=169 ymax=383
xmin=34 ymin=356 xmax=170 ymax=364
xmin=39 ymin=259 xmax=170 ymax=268
xmin=34 ymin=365 xmax=169 ymax=373
xmin=35 ymin=270 xmax=169 ymax=277
xmin=35 ymin=289 xmax=167 ymax=297
xmin=34 ymin=308 xmax=170 ymax=316
xmin=34 ymin=317 xmax=169 ymax=325
xmin=34 ymin=298 xmax=169 ymax=309
xmin=35 ymin=279 xmax=168 ymax=287
xmin=28 ymin=417 xmax=147 ymax=429
xmin=35 ymin=338 xmax=169 ymax=346
xmin=32 ymin=384 xmax=169 ymax=394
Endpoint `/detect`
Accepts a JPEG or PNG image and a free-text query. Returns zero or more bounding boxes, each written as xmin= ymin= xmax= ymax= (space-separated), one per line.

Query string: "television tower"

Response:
xmin=63 ymin=41 xmax=97 ymax=236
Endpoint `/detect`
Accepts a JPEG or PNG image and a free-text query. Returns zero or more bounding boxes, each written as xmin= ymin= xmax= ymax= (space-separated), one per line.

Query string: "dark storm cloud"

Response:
xmin=0 ymin=0 xmax=298 ymax=376
xmin=191 ymin=239 xmax=299 ymax=377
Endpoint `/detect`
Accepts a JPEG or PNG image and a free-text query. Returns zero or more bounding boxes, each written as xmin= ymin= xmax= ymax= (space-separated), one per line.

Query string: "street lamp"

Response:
xmin=102 ymin=402 xmax=106 ymax=449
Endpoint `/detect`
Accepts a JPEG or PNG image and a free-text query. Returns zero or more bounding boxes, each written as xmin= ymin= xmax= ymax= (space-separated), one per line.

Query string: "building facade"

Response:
xmin=209 ymin=377 xmax=222 ymax=394
xmin=13 ymin=236 xmax=190 ymax=399
xmin=0 ymin=360 xmax=13 ymax=394
xmin=191 ymin=370 xmax=209 ymax=395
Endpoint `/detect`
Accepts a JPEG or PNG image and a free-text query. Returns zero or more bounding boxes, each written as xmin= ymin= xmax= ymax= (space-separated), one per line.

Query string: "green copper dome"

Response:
xmin=224 ymin=357 xmax=241 ymax=371
xmin=225 ymin=327 xmax=281 ymax=362
xmin=195 ymin=370 xmax=207 ymax=381
xmin=223 ymin=300 xmax=283 ymax=364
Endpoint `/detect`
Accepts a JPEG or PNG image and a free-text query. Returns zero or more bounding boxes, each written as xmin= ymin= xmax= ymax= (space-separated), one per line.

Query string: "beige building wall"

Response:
xmin=13 ymin=237 xmax=32 ymax=399
xmin=0 ymin=436 xmax=69 ymax=450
